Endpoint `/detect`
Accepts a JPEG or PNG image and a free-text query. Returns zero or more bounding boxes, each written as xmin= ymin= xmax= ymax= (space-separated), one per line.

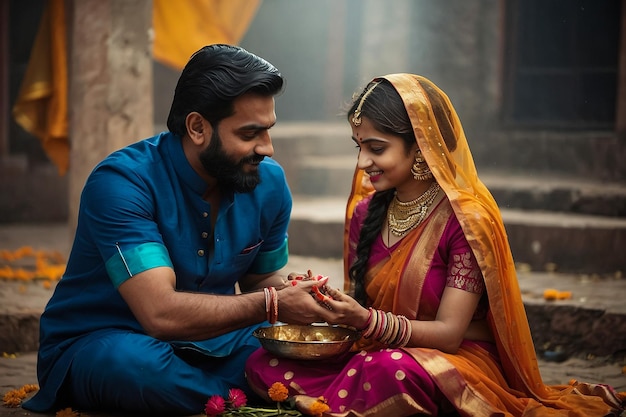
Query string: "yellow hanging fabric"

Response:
xmin=152 ymin=0 xmax=262 ymax=70
xmin=12 ymin=0 xmax=261 ymax=175
xmin=12 ymin=0 xmax=68 ymax=175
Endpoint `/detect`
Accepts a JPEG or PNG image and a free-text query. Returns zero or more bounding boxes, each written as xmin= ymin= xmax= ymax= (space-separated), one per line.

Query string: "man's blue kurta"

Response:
xmin=24 ymin=132 xmax=292 ymax=413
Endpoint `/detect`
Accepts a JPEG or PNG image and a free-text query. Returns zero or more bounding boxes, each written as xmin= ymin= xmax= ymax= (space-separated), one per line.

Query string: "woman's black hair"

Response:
xmin=346 ymin=78 xmax=456 ymax=305
xmin=166 ymin=44 xmax=285 ymax=137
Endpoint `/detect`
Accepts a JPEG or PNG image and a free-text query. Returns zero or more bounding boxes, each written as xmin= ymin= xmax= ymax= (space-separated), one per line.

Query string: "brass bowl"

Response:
xmin=253 ymin=324 xmax=359 ymax=360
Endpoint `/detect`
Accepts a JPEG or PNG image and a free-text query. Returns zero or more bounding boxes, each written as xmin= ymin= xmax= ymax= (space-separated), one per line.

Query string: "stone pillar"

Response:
xmin=0 ymin=1 xmax=8 ymax=158
xmin=616 ymin=0 xmax=626 ymax=136
xmin=68 ymin=0 xmax=153 ymax=234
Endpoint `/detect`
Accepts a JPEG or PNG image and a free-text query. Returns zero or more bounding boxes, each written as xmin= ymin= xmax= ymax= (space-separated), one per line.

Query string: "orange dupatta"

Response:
xmin=343 ymin=74 xmax=623 ymax=416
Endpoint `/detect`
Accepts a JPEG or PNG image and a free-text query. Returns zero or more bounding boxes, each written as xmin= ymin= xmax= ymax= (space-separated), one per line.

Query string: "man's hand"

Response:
xmin=276 ymin=279 xmax=333 ymax=325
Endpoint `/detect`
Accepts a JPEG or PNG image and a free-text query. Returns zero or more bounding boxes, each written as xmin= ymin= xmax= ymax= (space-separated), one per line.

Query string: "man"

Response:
xmin=23 ymin=44 xmax=331 ymax=415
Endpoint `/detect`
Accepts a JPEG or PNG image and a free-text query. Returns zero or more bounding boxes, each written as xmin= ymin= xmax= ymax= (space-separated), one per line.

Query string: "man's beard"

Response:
xmin=199 ymin=129 xmax=264 ymax=193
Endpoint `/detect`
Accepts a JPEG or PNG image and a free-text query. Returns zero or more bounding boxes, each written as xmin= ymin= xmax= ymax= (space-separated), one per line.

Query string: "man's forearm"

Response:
xmin=141 ymin=290 xmax=267 ymax=341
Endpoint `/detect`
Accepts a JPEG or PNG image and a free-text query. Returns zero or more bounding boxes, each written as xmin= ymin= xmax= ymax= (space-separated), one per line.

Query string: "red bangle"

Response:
xmin=269 ymin=287 xmax=279 ymax=324
xmin=362 ymin=308 xmax=379 ymax=339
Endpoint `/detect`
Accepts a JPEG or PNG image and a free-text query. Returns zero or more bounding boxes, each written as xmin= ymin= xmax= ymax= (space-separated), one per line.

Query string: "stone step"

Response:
xmin=288 ymin=196 xmax=626 ymax=274
xmin=0 ymin=159 xmax=69 ymax=223
xmin=483 ymin=171 xmax=626 ymax=218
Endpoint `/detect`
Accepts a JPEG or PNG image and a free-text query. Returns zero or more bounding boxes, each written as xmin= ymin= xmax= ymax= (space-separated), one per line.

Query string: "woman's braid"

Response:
xmin=349 ymin=189 xmax=394 ymax=305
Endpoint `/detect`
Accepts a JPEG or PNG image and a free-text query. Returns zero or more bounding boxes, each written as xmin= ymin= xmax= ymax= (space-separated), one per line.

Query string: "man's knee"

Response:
xmin=71 ymin=334 xmax=174 ymax=385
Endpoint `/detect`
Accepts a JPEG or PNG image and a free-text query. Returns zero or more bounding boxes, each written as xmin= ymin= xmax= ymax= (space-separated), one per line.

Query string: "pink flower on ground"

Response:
xmin=205 ymin=395 xmax=226 ymax=416
xmin=228 ymin=388 xmax=247 ymax=408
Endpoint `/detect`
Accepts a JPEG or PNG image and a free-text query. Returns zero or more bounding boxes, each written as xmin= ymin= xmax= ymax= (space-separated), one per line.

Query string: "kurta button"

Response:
xmin=197 ymin=249 xmax=205 ymax=257
xmin=202 ymin=212 xmax=209 ymax=218
xmin=201 ymin=232 xmax=209 ymax=239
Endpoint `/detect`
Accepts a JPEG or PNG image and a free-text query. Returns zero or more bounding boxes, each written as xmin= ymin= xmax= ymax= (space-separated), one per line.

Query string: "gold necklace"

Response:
xmin=387 ymin=182 xmax=441 ymax=237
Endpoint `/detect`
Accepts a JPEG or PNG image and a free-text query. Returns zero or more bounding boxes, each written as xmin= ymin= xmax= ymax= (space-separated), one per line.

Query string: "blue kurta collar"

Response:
xmin=163 ymin=132 xmax=235 ymax=206
xmin=163 ymin=132 xmax=210 ymax=196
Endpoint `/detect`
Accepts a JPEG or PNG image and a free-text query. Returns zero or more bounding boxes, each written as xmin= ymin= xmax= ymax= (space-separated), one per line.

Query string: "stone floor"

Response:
xmin=1 ymin=351 xmax=624 ymax=416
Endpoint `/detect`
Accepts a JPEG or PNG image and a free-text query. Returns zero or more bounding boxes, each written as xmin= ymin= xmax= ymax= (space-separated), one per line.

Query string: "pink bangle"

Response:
xmin=362 ymin=308 xmax=378 ymax=338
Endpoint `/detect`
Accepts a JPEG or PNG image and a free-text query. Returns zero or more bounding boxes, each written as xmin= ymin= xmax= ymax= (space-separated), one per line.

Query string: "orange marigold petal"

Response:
xmin=55 ymin=407 xmax=80 ymax=417
xmin=556 ymin=291 xmax=572 ymax=300
xmin=23 ymin=384 xmax=39 ymax=393
xmin=543 ymin=289 xmax=559 ymax=300
xmin=2 ymin=388 xmax=26 ymax=407
xmin=268 ymin=382 xmax=289 ymax=402
xmin=2 ymin=396 xmax=22 ymax=407
xmin=308 ymin=398 xmax=331 ymax=416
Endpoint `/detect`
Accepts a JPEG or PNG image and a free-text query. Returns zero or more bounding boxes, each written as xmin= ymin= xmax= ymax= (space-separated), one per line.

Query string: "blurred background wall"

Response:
xmin=1 ymin=0 xmax=625 ymax=223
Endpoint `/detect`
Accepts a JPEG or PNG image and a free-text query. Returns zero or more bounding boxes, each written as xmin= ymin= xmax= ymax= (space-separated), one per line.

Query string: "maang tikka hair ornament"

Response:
xmin=411 ymin=149 xmax=433 ymax=181
xmin=351 ymin=81 xmax=381 ymax=126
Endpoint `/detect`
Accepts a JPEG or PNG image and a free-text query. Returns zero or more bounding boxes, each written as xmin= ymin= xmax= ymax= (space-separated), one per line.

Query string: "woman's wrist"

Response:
xmin=356 ymin=307 xmax=373 ymax=331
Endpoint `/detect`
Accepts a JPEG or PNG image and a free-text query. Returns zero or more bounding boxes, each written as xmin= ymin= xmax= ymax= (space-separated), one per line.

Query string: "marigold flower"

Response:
xmin=0 ymin=250 xmax=13 ymax=261
xmin=293 ymin=394 xmax=330 ymax=416
xmin=55 ymin=407 xmax=80 ymax=417
xmin=268 ymin=382 xmax=289 ymax=402
xmin=23 ymin=384 xmax=38 ymax=393
xmin=228 ymin=388 xmax=247 ymax=408
xmin=556 ymin=291 xmax=572 ymax=300
xmin=543 ymin=289 xmax=559 ymax=300
xmin=205 ymin=395 xmax=226 ymax=416
xmin=2 ymin=383 xmax=39 ymax=407
xmin=2 ymin=390 xmax=24 ymax=407
xmin=310 ymin=397 xmax=330 ymax=416
xmin=0 ymin=246 xmax=66 ymax=282
xmin=15 ymin=269 xmax=33 ymax=280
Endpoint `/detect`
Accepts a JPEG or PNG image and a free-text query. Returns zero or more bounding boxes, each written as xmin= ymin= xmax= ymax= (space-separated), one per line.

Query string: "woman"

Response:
xmin=245 ymin=74 xmax=624 ymax=416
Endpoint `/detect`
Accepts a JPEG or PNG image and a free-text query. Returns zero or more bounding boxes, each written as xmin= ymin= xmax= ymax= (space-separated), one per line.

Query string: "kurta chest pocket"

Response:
xmin=231 ymin=239 xmax=264 ymax=268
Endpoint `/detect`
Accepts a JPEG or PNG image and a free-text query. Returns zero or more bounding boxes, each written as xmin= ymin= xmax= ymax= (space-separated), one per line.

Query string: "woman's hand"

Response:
xmin=319 ymin=287 xmax=371 ymax=330
xmin=281 ymin=270 xmax=369 ymax=330
xmin=276 ymin=279 xmax=337 ymax=325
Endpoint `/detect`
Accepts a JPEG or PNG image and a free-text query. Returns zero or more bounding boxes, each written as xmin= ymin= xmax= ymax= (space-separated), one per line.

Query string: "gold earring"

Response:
xmin=411 ymin=150 xmax=433 ymax=181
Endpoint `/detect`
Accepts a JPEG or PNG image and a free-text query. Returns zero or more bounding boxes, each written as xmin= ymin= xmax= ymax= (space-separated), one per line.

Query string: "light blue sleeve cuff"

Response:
xmin=249 ymin=237 xmax=288 ymax=274
xmin=105 ymin=242 xmax=173 ymax=288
